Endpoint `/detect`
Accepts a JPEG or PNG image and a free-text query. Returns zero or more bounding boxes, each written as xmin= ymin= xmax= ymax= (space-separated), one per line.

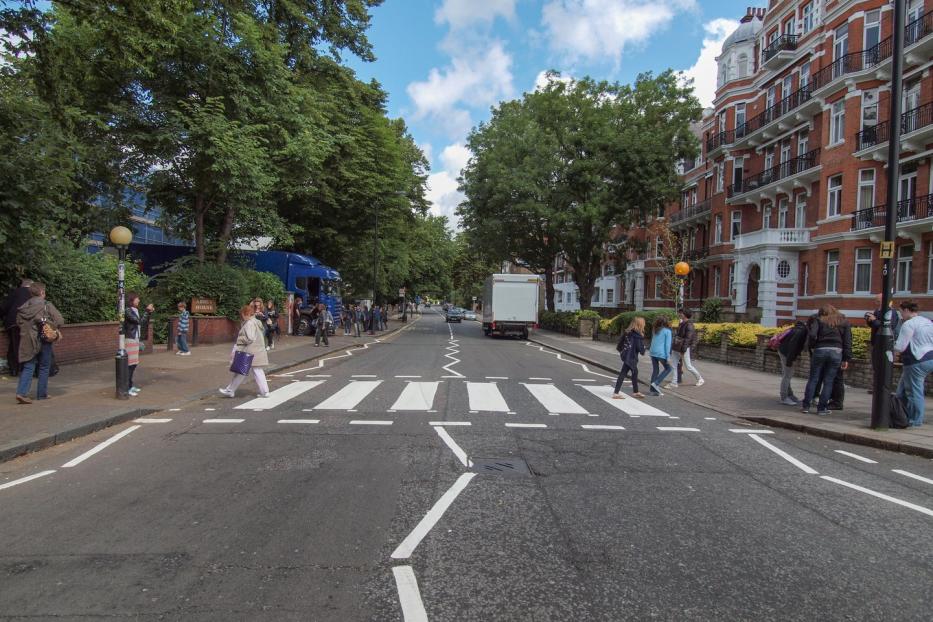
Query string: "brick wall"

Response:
xmin=1 ymin=321 xmax=154 ymax=370
xmin=165 ymin=315 xmax=287 ymax=349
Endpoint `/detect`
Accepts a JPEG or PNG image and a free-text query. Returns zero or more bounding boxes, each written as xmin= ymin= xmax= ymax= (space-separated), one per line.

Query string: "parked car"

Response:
xmin=445 ymin=307 xmax=464 ymax=323
xmin=464 ymin=310 xmax=477 ymax=321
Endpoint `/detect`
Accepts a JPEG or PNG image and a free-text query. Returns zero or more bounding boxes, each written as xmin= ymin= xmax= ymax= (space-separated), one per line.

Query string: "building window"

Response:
xmin=557 ymin=290 xmax=563 ymax=303
xmin=778 ymin=198 xmax=789 ymax=228
xmin=797 ymin=130 xmax=809 ymax=157
xmin=716 ymin=164 xmax=724 ymax=192
xmin=728 ymin=263 xmax=735 ymax=299
xmin=731 ymin=211 xmax=742 ymax=240
xmin=655 ymin=236 xmax=663 ymax=258
xmin=854 ymin=248 xmax=872 ymax=293
xmin=605 ymin=263 xmax=615 ymax=276
xmin=928 ymin=242 xmax=933 ymax=293
xmin=737 ymin=53 xmax=748 ymax=78
xmin=654 ymin=276 xmax=663 ymax=299
xmin=778 ymin=260 xmax=791 ymax=279
xmin=857 ymin=169 xmax=875 ymax=211
xmin=801 ymin=262 xmax=809 ymax=296
xmin=861 ymin=89 xmax=878 ymax=131
xmin=897 ymin=245 xmax=914 ymax=293
xmin=714 ymin=215 xmax=723 ymax=244
xmin=802 ymin=2 xmax=814 ymax=33
xmin=785 ymin=16 xmax=796 ymax=36
xmin=864 ymin=10 xmax=881 ymax=50
xmin=830 ymin=100 xmax=846 ymax=145
xmin=796 ymin=193 xmax=807 ymax=227
xmin=733 ymin=159 xmax=744 ymax=189
xmin=606 ymin=288 xmax=614 ymax=304
xmin=800 ymin=62 xmax=811 ymax=90
xmin=826 ymin=250 xmax=839 ymax=294
xmin=713 ymin=266 xmax=721 ymax=296
xmin=827 ymin=175 xmax=843 ymax=217
xmin=763 ymin=204 xmax=772 ymax=229
xmin=593 ymin=289 xmax=601 ymax=303
xmin=735 ymin=104 xmax=746 ymax=131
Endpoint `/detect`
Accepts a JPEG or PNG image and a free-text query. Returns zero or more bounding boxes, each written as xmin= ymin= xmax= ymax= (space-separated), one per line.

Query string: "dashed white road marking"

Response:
xmin=169 ymin=408 xmax=181 ymax=412
xmin=392 ymin=472 xmax=476 ymax=559
xmin=392 ymin=566 xmax=429 ymax=622
xmin=729 ymin=429 xmax=774 ymax=434
xmin=391 ymin=382 xmax=441 ymax=411
xmin=821 ymin=476 xmax=933 ymax=518
xmin=236 ymin=380 xmax=324 ymax=410
xmin=204 ymin=408 xmax=216 ymax=412
xmin=395 ymin=375 xmax=422 ymax=378
xmin=485 ymin=376 xmax=508 ymax=380
xmin=315 ymin=380 xmax=382 ymax=410
xmin=522 ymin=383 xmax=588 ymax=414
xmin=203 ymin=418 xmax=245 ymax=424
xmin=704 ymin=417 xmax=717 ymax=420
xmin=277 ymin=419 xmax=320 ymax=424
xmin=528 ymin=377 xmax=552 ymax=381
xmin=505 ymin=423 xmax=547 ymax=428
xmin=892 ymin=469 xmax=933 ymax=486
xmin=349 ymin=420 xmax=393 ymax=425
xmin=581 ymin=425 xmax=625 ymax=430
xmin=748 ymin=433 xmax=818 ymax=475
xmin=572 ymin=378 xmax=595 ymax=382
xmin=0 ymin=470 xmax=56 ymax=491
xmin=834 ymin=450 xmax=877 ymax=464
xmin=62 ymin=425 xmax=142 ymax=468
xmin=657 ymin=426 xmax=700 ymax=432
xmin=134 ymin=418 xmax=172 ymax=424
xmin=352 ymin=374 xmax=378 ymax=378
xmin=434 ymin=426 xmax=471 ymax=467
xmin=429 ymin=421 xmax=471 ymax=426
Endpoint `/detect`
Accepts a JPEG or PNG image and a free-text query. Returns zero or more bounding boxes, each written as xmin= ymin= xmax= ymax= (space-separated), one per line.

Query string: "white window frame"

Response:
xmin=728 ymin=263 xmax=736 ymax=299
xmin=654 ymin=276 xmax=663 ymax=299
xmin=778 ymin=198 xmax=789 ymax=229
xmin=864 ymin=10 xmax=881 ymax=50
xmin=797 ymin=130 xmax=809 ymax=157
xmin=827 ymin=175 xmax=843 ymax=218
xmin=896 ymin=245 xmax=914 ymax=293
xmin=796 ymin=193 xmax=807 ymax=227
xmin=735 ymin=103 xmax=746 ymax=130
xmin=830 ymin=100 xmax=846 ymax=145
xmin=854 ymin=247 xmax=872 ymax=294
xmin=730 ymin=211 xmax=742 ymax=240
xmin=716 ymin=164 xmax=724 ymax=192
xmin=802 ymin=3 xmax=814 ymax=34
xmin=857 ymin=169 xmax=875 ymax=211
xmin=861 ymin=89 xmax=878 ymax=131
xmin=713 ymin=266 xmax=721 ymax=297
xmin=826 ymin=250 xmax=840 ymax=294
xmin=606 ymin=288 xmax=614 ymax=304
xmin=763 ymin=204 xmax=772 ymax=229
xmin=800 ymin=62 xmax=811 ymax=90
xmin=801 ymin=262 xmax=809 ymax=296
xmin=714 ymin=214 xmax=723 ymax=244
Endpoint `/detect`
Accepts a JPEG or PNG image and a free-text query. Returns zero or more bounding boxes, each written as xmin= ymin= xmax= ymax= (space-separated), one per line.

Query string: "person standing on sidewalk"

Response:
xmin=648 ymin=316 xmax=673 ymax=396
xmin=175 ymin=301 xmax=191 ymax=356
xmin=292 ymin=296 xmax=304 ymax=336
xmin=264 ymin=300 xmax=279 ymax=350
xmin=124 ymin=293 xmax=154 ymax=397
xmin=314 ymin=303 xmax=332 ymax=347
xmin=342 ymin=305 xmax=351 ymax=336
xmin=2 ymin=278 xmax=33 ymax=376
xmin=801 ymin=305 xmax=851 ymax=416
xmin=14 ymin=282 xmax=63 ymax=404
xmin=777 ymin=320 xmax=808 ymax=405
xmin=893 ymin=300 xmax=932 ymax=427
xmin=669 ymin=309 xmax=704 ymax=388
xmin=219 ymin=304 xmax=270 ymax=398
xmin=353 ymin=304 xmax=363 ymax=337
xmin=613 ymin=317 xmax=646 ymax=399
xmin=866 ymin=293 xmax=899 ymax=394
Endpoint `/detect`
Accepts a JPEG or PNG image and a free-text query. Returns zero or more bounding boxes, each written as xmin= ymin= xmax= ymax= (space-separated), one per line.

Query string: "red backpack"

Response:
xmin=767 ymin=327 xmax=793 ymax=350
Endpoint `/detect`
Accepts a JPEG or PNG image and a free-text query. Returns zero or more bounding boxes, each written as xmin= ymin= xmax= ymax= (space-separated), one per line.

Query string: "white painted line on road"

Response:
xmin=657 ymin=427 xmax=701 ymax=432
xmin=892 ymin=469 xmax=933 ymax=486
xmin=834 ymin=450 xmax=877 ymax=464
xmin=352 ymin=374 xmax=378 ymax=378
xmin=820 ymin=476 xmax=933 ymax=518
xmin=522 ymin=383 xmax=588 ymax=414
xmin=704 ymin=417 xmax=717 ymax=420
xmin=235 ymin=380 xmax=325 ymax=410
xmin=729 ymin=429 xmax=775 ymax=434
xmin=305 ymin=374 xmax=331 ymax=378
xmin=169 ymin=408 xmax=181 ymax=412
xmin=581 ymin=425 xmax=625 ymax=430
xmin=466 ymin=382 xmax=510 ymax=412
xmin=392 ymin=565 xmax=429 ymax=622
xmin=485 ymin=376 xmax=508 ymax=380
xmin=204 ymin=408 xmax=216 ymax=411
xmin=669 ymin=416 xmax=680 ymax=419
xmin=277 ymin=419 xmax=320 ymax=424
xmin=134 ymin=418 xmax=172 ymax=423
xmin=573 ymin=379 xmax=595 ymax=382
xmin=0 ymin=470 xmax=56 ymax=491
xmin=396 ymin=375 xmax=421 ymax=378
xmin=349 ymin=420 xmax=393 ymax=425
xmin=429 ymin=421 xmax=471 ymax=426
xmin=392 ymin=472 xmax=476 ymax=559
xmin=442 ymin=375 xmax=464 ymax=379
xmin=62 ymin=425 xmax=142 ymax=468
xmin=302 ymin=408 xmax=314 ymax=412
xmin=203 ymin=418 xmax=245 ymax=423
xmin=314 ymin=380 xmax=382 ymax=410
xmin=507 ymin=411 xmax=516 ymax=415
xmin=580 ymin=385 xmax=671 ymax=417
xmin=391 ymin=382 xmax=440 ymax=411
xmin=748 ymin=433 xmax=818 ymax=475
xmin=427 ymin=410 xmax=438 ymax=413
xmin=525 ymin=342 xmax=616 ymax=380
xmin=505 ymin=423 xmax=547 ymax=428
xmin=434 ymin=426 xmax=471 ymax=467
xmin=528 ymin=377 xmax=552 ymax=381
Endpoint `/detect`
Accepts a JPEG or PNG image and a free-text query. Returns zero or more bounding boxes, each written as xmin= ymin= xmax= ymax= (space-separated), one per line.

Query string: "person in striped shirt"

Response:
xmin=176 ymin=301 xmax=191 ymax=356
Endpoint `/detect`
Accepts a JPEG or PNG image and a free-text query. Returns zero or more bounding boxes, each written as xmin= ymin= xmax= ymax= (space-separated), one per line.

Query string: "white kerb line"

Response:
xmin=391 ymin=472 xmax=476 ymax=559
xmin=834 ymin=450 xmax=878 ymax=464
xmin=747 ymin=433 xmax=818 ymax=475
xmin=392 ymin=566 xmax=429 ymax=622
xmin=0 ymin=470 xmax=56 ymax=491
xmin=820 ymin=476 xmax=933 ymax=518
xmin=62 ymin=425 xmax=142 ymax=468
xmin=434 ymin=426 xmax=471 ymax=467
xmin=892 ymin=469 xmax=933 ymax=486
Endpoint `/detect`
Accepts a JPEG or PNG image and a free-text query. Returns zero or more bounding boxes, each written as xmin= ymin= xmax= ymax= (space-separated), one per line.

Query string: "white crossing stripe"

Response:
xmin=203 ymin=418 xmax=244 ymax=423
xmin=0 ymin=470 xmax=56 ymax=491
xmin=579 ymin=385 xmax=671 ymax=417
xmin=350 ymin=420 xmax=393 ymax=425
xmin=391 ymin=382 xmax=440 ymax=411
xmin=657 ymin=427 xmax=700 ymax=432
xmin=581 ymin=425 xmax=625 ymax=430
xmin=235 ymin=380 xmax=325 ymax=410
xmin=522 ymin=383 xmax=588 ymax=414
xmin=834 ymin=450 xmax=877 ymax=463
xmin=429 ymin=421 xmax=471 ymax=426
xmin=821 ymin=476 xmax=933 ymax=517
xmin=134 ymin=418 xmax=173 ymax=423
xmin=314 ymin=380 xmax=382 ymax=410
xmin=466 ymin=382 xmax=510 ymax=412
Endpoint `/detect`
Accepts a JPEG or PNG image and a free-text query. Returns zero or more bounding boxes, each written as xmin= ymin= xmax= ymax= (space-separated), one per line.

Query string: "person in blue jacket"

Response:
xmin=648 ymin=316 xmax=673 ymax=396
xmin=613 ymin=316 xmax=646 ymax=399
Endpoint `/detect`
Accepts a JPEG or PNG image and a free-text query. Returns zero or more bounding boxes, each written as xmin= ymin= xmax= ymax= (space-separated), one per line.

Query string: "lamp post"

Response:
xmin=674 ymin=261 xmax=691 ymax=385
xmin=110 ymin=226 xmax=133 ymax=400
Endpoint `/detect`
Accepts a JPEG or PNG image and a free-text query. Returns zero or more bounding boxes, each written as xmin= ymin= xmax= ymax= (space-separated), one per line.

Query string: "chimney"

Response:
xmin=740 ymin=7 xmax=754 ymax=23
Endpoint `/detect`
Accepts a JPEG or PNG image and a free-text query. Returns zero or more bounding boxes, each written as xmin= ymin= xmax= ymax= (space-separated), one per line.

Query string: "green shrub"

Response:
xmin=699 ymin=297 xmax=723 ymax=323
xmin=539 ymin=309 xmax=601 ymax=332
xmin=608 ymin=309 xmax=676 ymax=338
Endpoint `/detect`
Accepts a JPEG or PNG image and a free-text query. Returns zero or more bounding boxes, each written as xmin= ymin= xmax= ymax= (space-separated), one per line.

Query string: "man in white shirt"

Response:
xmin=893 ymin=300 xmax=933 ymax=427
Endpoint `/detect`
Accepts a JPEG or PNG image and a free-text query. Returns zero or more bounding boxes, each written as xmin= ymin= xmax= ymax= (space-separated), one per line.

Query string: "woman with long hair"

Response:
xmin=219 ymin=304 xmax=271 ymax=398
xmin=802 ymin=304 xmax=852 ymax=416
xmin=648 ymin=315 xmax=673 ymax=396
xmin=124 ymin=292 xmax=155 ymax=397
xmin=613 ymin=316 xmax=647 ymax=399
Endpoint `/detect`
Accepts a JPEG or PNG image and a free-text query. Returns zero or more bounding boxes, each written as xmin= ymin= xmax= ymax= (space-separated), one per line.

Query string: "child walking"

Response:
xmin=176 ymin=301 xmax=191 ymax=356
xmin=648 ymin=316 xmax=673 ymax=396
xmin=613 ymin=317 xmax=646 ymax=399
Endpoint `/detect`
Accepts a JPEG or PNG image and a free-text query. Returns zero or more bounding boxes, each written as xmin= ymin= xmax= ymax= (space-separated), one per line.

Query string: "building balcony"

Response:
xmin=683 ymin=247 xmax=710 ymax=262
xmin=761 ymin=34 xmax=799 ymax=71
xmin=669 ymin=199 xmax=712 ymax=228
xmin=810 ymin=38 xmax=893 ymax=98
xmin=851 ymin=194 xmax=933 ymax=235
xmin=905 ymin=8 xmax=933 ymax=64
xmin=731 ymin=85 xmax=821 ymax=149
xmin=727 ymin=149 xmax=821 ymax=204
xmin=705 ymin=129 xmax=735 ymax=158
xmin=733 ymin=228 xmax=811 ymax=251
xmin=854 ymin=101 xmax=933 ymax=160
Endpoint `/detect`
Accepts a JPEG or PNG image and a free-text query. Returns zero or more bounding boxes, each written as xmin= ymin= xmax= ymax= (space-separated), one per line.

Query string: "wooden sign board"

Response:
xmin=879 ymin=241 xmax=895 ymax=260
xmin=191 ymin=297 xmax=217 ymax=314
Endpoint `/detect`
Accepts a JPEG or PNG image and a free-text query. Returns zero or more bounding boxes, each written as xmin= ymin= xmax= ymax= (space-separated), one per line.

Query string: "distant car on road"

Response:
xmin=463 ymin=310 xmax=477 ymax=321
xmin=445 ymin=307 xmax=464 ymax=323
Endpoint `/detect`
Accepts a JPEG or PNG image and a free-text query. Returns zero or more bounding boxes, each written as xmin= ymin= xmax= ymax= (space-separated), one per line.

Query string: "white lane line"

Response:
xmin=466 ymin=382 xmax=510 ymax=412
xmin=0 ymin=470 xmax=56 ymax=491
xmin=305 ymin=374 xmax=331 ymax=378
xmin=314 ymin=380 xmax=382 ymax=410
xmin=434 ymin=426 xmax=471 ymax=467
xmin=821 ymin=476 xmax=933 ymax=518
xmin=525 ymin=342 xmax=616 ymax=380
xmin=169 ymin=408 xmax=181 ymax=412
xmin=581 ymin=425 xmax=625 ymax=430
xmin=391 ymin=382 xmax=440 ymax=411
xmin=62 ymin=425 xmax=142 ymax=468
xmin=573 ymin=379 xmax=595 ymax=382
xmin=235 ymin=380 xmax=325 ymax=410
xmin=729 ymin=429 xmax=774 ymax=434
xmin=834 ymin=450 xmax=878 ymax=464
xmin=392 ymin=472 xmax=476 ymax=559
xmin=704 ymin=417 xmax=717 ymax=420
xmin=486 ymin=376 xmax=508 ymax=380
xmin=277 ymin=419 xmax=320 ymax=424
xmin=528 ymin=377 xmax=552 ymax=381
xmin=748 ymin=433 xmax=818 ymax=475
xmin=349 ymin=420 xmax=393 ymax=425
xmin=657 ymin=427 xmax=701 ymax=432
xmin=392 ymin=566 xmax=429 ymax=622
xmin=522 ymin=383 xmax=588 ymax=414
xmin=352 ymin=374 xmax=378 ymax=378
xmin=892 ymin=469 xmax=933 ymax=486
xmin=203 ymin=418 xmax=245 ymax=423
xmin=505 ymin=423 xmax=547 ymax=428
xmin=396 ymin=375 xmax=422 ymax=378
xmin=204 ymin=408 xmax=216 ymax=412
xmin=429 ymin=421 xmax=471 ymax=426
xmin=134 ymin=418 xmax=173 ymax=423
xmin=580 ymin=385 xmax=671 ymax=417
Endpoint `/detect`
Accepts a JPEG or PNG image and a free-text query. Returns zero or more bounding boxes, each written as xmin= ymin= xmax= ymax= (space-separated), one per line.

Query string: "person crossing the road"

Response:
xmin=219 ymin=304 xmax=270 ymax=398
xmin=613 ymin=316 xmax=646 ymax=399
xmin=648 ymin=316 xmax=673 ymax=396
xmin=669 ymin=309 xmax=704 ymax=388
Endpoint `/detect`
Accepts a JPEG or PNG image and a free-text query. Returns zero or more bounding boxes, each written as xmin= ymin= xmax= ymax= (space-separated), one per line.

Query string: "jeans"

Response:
xmin=670 ymin=348 xmax=702 ymax=383
xmin=650 ymin=357 xmax=672 ymax=390
xmin=17 ymin=342 xmax=52 ymax=399
xmin=896 ymin=359 xmax=933 ymax=426
xmin=779 ymin=352 xmax=796 ymax=400
xmin=176 ymin=333 xmax=189 ymax=353
xmin=315 ymin=324 xmax=329 ymax=346
xmin=614 ymin=358 xmax=639 ymax=394
xmin=803 ymin=347 xmax=843 ymax=410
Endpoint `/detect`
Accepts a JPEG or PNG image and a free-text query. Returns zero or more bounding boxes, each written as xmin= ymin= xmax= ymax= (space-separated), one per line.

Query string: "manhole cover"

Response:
xmin=469 ymin=457 xmax=531 ymax=476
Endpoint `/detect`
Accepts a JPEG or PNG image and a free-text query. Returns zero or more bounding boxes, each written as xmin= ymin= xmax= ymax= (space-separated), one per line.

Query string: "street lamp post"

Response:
xmin=110 ymin=226 xmax=133 ymax=400
xmin=674 ymin=261 xmax=691 ymax=384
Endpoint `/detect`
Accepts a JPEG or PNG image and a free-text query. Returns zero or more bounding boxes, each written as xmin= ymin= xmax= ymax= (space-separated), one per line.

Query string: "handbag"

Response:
xmin=230 ymin=350 xmax=254 ymax=375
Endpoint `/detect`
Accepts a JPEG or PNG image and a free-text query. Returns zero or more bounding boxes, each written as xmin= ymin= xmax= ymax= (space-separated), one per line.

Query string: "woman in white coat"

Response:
xmin=219 ymin=304 xmax=270 ymax=397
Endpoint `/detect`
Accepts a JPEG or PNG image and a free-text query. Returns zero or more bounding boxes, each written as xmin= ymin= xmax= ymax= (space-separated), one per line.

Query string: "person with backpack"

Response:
xmin=613 ymin=317 xmax=646 ymax=399
xmin=648 ymin=316 xmax=673 ymax=396
xmin=14 ymin=282 xmax=63 ymax=404
xmin=669 ymin=309 xmax=704 ymax=388
xmin=893 ymin=300 xmax=933 ymax=427
xmin=801 ymin=305 xmax=852 ymax=416
xmin=775 ymin=320 xmax=808 ymax=405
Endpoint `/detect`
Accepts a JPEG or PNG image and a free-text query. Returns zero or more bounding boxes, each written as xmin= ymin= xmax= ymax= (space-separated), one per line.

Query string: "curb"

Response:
xmin=527 ymin=336 xmax=933 ymax=460
xmin=0 ymin=320 xmax=415 ymax=465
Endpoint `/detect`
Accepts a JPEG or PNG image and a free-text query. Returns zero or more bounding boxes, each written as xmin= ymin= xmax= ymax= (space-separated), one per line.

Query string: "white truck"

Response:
xmin=482 ymin=274 xmax=541 ymax=339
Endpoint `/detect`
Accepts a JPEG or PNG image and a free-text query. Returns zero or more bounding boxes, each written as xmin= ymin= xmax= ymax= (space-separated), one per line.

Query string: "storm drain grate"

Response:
xmin=469 ymin=457 xmax=531 ymax=477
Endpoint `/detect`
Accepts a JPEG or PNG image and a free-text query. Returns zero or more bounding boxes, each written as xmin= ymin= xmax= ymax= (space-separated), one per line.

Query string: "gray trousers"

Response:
xmin=779 ymin=352 xmax=796 ymax=400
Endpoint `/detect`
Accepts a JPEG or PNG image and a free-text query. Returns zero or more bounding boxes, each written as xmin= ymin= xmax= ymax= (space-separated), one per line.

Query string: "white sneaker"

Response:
xmin=257 ymin=392 xmax=271 ymax=398
xmin=180 ymin=351 xmax=191 ymax=356
xmin=218 ymin=388 xmax=234 ymax=398
xmin=667 ymin=382 xmax=678 ymax=389
xmin=696 ymin=379 xmax=705 ymax=387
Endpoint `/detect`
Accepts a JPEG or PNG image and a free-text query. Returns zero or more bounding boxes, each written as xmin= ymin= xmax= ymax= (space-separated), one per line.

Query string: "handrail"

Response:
xmin=906 ymin=8 xmax=933 ymax=46
xmin=706 ymin=129 xmax=736 ymax=153
xmin=670 ymin=199 xmax=712 ymax=224
xmin=735 ymin=85 xmax=813 ymax=137
xmin=727 ymin=148 xmax=821 ymax=198
xmin=762 ymin=33 xmax=799 ymax=63
xmin=811 ymin=37 xmax=892 ymax=91
xmin=854 ymin=101 xmax=933 ymax=150
xmin=851 ymin=193 xmax=933 ymax=230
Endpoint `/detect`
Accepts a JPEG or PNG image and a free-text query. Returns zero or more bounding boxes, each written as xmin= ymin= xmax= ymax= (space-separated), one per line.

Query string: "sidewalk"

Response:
xmin=0 ymin=321 xmax=409 ymax=463
xmin=529 ymin=330 xmax=933 ymax=459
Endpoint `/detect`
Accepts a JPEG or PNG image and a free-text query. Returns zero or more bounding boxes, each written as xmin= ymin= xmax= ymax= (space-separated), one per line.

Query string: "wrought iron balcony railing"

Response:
xmin=761 ymin=34 xmax=799 ymax=64
xmin=851 ymin=194 xmax=933 ymax=230
xmin=727 ymin=149 xmax=821 ymax=198
xmin=855 ymin=101 xmax=933 ymax=151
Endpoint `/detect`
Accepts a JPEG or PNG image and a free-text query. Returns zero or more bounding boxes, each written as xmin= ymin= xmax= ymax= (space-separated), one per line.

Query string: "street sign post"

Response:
xmin=879 ymin=241 xmax=895 ymax=260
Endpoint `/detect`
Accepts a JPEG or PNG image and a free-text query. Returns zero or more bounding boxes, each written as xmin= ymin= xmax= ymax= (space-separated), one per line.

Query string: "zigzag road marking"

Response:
xmin=525 ymin=341 xmax=616 ymax=380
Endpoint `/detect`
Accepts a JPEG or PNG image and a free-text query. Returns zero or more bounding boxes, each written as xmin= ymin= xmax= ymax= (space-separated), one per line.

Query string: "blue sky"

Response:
xmin=346 ymin=0 xmax=750 ymax=223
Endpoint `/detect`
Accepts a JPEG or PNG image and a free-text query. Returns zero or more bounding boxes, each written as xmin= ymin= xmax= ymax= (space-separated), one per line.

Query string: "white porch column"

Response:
xmin=733 ymin=259 xmax=748 ymax=313
xmin=634 ymin=272 xmax=645 ymax=311
xmin=758 ymin=255 xmax=778 ymax=327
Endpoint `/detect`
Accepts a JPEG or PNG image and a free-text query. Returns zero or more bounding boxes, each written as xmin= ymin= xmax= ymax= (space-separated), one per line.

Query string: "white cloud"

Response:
xmin=681 ymin=18 xmax=738 ymax=108
xmin=541 ymin=0 xmax=697 ymax=63
xmin=436 ymin=0 xmax=517 ymax=30
xmin=440 ymin=143 xmax=471 ymax=174
xmin=532 ymin=70 xmax=574 ymax=92
xmin=426 ymin=170 xmax=464 ymax=223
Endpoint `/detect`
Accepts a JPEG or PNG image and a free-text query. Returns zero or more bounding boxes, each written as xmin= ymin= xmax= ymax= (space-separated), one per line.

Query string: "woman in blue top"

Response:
xmin=648 ymin=316 xmax=673 ymax=396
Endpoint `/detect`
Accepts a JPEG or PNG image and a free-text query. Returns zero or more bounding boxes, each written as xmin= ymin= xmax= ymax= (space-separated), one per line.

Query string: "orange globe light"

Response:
xmin=674 ymin=261 xmax=691 ymax=277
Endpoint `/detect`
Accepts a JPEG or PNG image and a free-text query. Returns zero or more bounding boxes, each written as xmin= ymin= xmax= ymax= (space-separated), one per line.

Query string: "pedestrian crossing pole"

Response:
xmin=871 ymin=0 xmax=906 ymax=429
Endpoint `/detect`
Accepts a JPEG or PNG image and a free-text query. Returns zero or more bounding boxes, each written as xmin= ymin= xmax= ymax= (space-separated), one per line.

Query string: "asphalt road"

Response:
xmin=1 ymin=309 xmax=932 ymax=621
